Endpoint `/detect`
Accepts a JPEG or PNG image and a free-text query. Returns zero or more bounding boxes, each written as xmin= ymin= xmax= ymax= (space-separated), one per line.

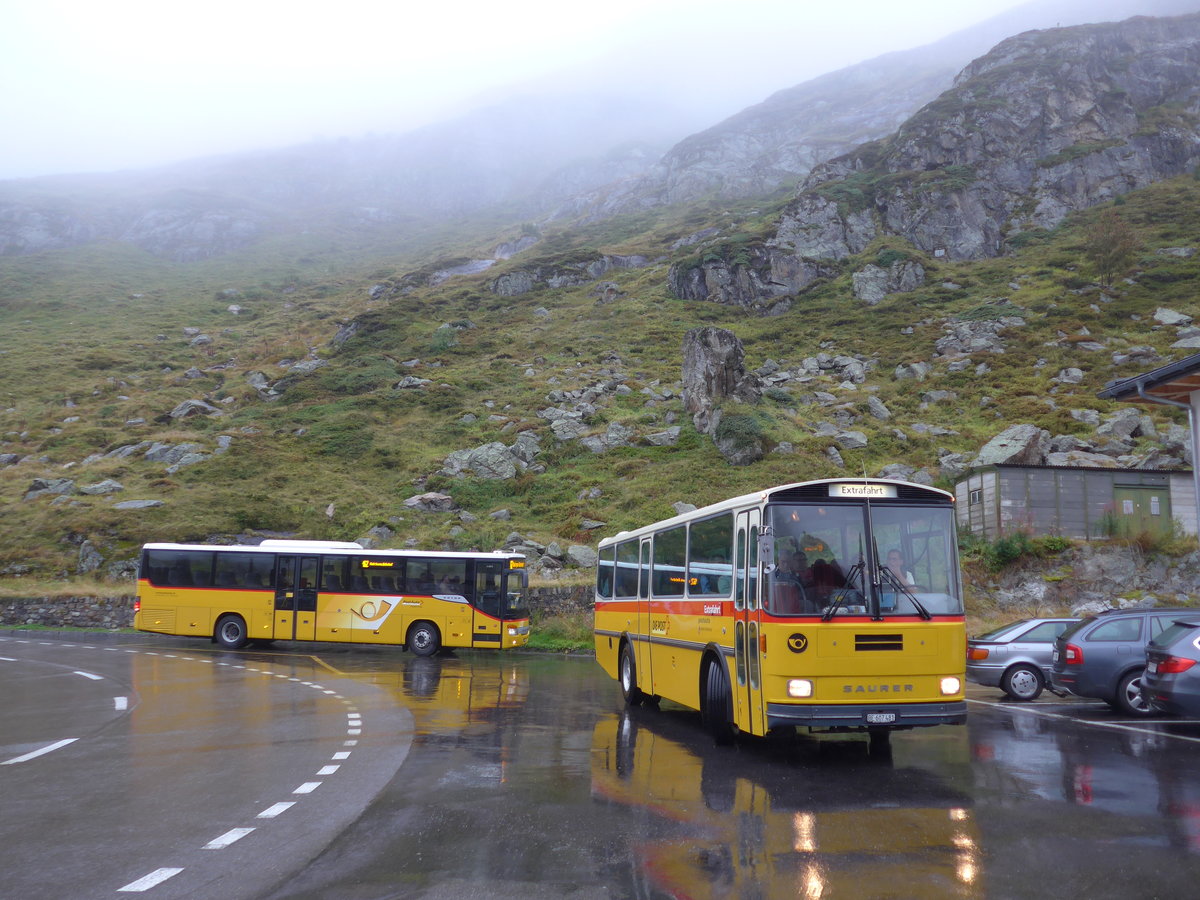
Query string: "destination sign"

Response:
xmin=829 ymin=483 xmax=897 ymax=499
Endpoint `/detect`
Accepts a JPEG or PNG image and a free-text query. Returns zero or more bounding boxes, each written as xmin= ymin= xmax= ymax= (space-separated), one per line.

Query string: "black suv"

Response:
xmin=1050 ymin=607 xmax=1196 ymax=715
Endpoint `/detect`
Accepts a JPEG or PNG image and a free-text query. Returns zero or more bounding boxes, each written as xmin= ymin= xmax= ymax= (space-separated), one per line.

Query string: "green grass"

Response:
xmin=1 ymin=171 xmax=1199 ymax=587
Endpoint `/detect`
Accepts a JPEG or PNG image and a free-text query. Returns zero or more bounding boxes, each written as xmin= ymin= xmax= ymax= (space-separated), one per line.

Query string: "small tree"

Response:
xmin=1083 ymin=208 xmax=1141 ymax=287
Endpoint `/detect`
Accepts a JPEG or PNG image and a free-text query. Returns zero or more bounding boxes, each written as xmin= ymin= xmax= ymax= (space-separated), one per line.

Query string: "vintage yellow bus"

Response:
xmin=594 ymin=480 xmax=967 ymax=743
xmin=136 ymin=540 xmax=530 ymax=654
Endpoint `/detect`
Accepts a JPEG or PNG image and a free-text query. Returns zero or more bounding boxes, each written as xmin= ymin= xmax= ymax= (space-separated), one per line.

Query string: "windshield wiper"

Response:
xmin=879 ymin=565 xmax=931 ymax=620
xmin=822 ymin=560 xmax=864 ymax=622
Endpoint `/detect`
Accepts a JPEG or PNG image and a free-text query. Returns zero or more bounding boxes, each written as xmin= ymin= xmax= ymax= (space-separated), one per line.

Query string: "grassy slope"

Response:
xmin=1 ymin=176 xmax=1198 ymax=586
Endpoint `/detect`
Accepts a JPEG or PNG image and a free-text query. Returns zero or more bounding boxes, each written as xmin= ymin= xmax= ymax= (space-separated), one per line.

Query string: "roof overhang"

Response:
xmin=1098 ymin=351 xmax=1200 ymax=405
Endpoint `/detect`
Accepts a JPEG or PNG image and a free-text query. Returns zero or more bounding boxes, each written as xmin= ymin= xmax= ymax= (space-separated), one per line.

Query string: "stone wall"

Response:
xmin=0 ymin=595 xmax=136 ymax=629
xmin=0 ymin=586 xmax=592 ymax=630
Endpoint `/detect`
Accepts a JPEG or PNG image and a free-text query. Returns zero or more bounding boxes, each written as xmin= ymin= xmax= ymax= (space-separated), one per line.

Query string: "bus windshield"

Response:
xmin=766 ymin=502 xmax=962 ymax=618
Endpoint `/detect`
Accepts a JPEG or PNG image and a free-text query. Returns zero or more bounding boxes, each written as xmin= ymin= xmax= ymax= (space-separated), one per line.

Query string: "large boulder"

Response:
xmin=973 ymin=424 xmax=1050 ymax=467
xmin=682 ymin=326 xmax=761 ymax=434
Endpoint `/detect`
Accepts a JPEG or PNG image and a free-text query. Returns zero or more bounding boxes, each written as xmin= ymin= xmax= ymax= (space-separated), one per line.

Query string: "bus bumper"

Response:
xmin=767 ymin=700 xmax=967 ymax=730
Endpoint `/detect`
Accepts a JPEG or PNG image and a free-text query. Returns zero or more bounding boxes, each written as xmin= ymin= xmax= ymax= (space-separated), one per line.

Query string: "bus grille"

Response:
xmin=856 ymin=633 xmax=903 ymax=651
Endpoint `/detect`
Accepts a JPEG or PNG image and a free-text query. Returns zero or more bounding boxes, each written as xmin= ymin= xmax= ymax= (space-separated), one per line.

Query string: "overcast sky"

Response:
xmin=0 ymin=0 xmax=1176 ymax=180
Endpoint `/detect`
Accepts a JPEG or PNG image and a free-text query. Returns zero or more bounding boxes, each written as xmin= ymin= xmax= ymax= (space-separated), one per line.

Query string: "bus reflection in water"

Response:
xmin=592 ymin=710 xmax=981 ymax=898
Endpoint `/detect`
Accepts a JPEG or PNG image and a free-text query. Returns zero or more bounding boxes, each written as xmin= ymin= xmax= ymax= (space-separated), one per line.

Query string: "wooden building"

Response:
xmin=955 ymin=464 xmax=1196 ymax=541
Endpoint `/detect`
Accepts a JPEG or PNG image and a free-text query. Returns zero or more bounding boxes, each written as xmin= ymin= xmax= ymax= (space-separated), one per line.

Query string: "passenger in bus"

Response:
xmin=771 ymin=551 xmax=813 ymax=614
xmin=885 ymin=549 xmax=915 ymax=586
xmin=810 ymin=558 xmax=843 ymax=602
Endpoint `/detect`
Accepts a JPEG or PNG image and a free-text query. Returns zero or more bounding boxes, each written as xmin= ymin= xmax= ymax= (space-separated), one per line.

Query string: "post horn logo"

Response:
xmin=788 ymin=633 xmax=808 ymax=653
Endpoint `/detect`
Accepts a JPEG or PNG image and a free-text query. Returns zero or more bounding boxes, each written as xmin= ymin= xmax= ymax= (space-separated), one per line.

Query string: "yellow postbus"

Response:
xmin=593 ymin=479 xmax=967 ymax=744
xmin=136 ymin=540 xmax=530 ymax=654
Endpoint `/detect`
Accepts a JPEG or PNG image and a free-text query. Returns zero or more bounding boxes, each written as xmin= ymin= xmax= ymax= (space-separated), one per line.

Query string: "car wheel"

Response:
xmin=1001 ymin=664 xmax=1044 ymax=701
xmin=1114 ymin=670 xmax=1152 ymax=716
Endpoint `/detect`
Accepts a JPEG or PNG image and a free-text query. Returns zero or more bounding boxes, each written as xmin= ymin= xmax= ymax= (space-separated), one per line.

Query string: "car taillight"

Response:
xmin=1157 ymin=656 xmax=1197 ymax=675
xmin=134 ymin=599 xmax=141 ymax=613
xmin=968 ymin=647 xmax=990 ymax=660
xmin=1063 ymin=643 xmax=1083 ymax=665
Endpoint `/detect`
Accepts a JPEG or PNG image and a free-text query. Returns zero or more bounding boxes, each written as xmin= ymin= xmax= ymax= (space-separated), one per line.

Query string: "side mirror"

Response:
xmin=757 ymin=529 xmax=775 ymax=574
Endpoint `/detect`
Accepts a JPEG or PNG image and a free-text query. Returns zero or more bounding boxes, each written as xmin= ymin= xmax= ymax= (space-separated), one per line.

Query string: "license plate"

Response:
xmin=866 ymin=713 xmax=896 ymax=724
xmin=1147 ymin=662 xmax=1158 ymax=674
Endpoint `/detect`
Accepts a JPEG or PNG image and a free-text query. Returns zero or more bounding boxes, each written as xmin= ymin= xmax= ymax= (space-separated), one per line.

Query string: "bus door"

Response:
xmin=734 ymin=510 xmax=766 ymax=736
xmin=637 ymin=537 xmax=653 ymax=696
xmin=274 ymin=555 xmax=319 ymax=641
xmin=473 ymin=560 xmax=504 ymax=646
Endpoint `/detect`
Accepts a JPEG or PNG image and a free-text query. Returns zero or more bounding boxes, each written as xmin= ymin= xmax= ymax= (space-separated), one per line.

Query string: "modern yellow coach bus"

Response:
xmin=136 ymin=540 xmax=530 ymax=654
xmin=593 ymin=479 xmax=966 ymax=743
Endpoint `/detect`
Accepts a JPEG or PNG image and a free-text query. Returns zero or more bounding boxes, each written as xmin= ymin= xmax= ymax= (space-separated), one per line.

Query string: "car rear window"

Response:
xmin=1058 ymin=616 xmax=1095 ymax=642
xmin=973 ymin=622 xmax=1027 ymax=641
xmin=1153 ymin=622 xmax=1200 ymax=649
xmin=1019 ymin=621 xmax=1072 ymax=642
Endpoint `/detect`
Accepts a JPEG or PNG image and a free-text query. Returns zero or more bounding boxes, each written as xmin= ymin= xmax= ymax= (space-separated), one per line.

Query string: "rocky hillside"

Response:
xmin=561 ymin=0 xmax=1199 ymax=220
xmin=669 ymin=13 xmax=1200 ymax=309
xmin=2 ymin=13 xmax=1200 ymax=584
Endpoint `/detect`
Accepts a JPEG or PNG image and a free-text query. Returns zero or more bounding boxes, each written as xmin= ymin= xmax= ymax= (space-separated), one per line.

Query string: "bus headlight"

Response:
xmin=788 ymin=679 xmax=814 ymax=698
xmin=940 ymin=676 xmax=962 ymax=696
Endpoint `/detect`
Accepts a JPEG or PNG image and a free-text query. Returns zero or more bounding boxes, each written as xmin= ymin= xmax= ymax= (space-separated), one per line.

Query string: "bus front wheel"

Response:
xmin=407 ymin=622 xmax=441 ymax=657
xmin=702 ymin=658 xmax=735 ymax=745
xmin=619 ymin=643 xmax=645 ymax=706
xmin=214 ymin=614 xmax=248 ymax=650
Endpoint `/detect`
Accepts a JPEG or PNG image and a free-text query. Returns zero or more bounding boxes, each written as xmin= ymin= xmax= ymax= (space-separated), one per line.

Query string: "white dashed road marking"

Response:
xmin=0 ymin=637 xmax=367 ymax=893
xmin=257 ymin=802 xmax=296 ymax=819
xmin=2 ymin=738 xmax=78 ymax=765
xmin=118 ymin=868 xmax=184 ymax=892
xmin=203 ymin=828 xmax=256 ymax=850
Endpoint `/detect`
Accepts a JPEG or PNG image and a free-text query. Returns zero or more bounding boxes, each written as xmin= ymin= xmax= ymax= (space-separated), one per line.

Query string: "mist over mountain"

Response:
xmin=562 ymin=0 xmax=1200 ymax=219
xmin=3 ymin=0 xmax=1196 ymax=264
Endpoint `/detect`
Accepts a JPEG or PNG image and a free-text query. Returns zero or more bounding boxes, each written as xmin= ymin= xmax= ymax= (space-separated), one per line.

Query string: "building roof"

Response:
xmin=1098 ymin=351 xmax=1200 ymax=405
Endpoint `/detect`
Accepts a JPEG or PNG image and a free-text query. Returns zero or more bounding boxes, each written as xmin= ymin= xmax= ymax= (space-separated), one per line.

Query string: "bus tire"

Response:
xmin=702 ymin=657 xmax=735 ymax=745
xmin=619 ymin=642 xmax=645 ymax=706
xmin=407 ymin=621 xmax=441 ymax=657
xmin=214 ymin=614 xmax=248 ymax=650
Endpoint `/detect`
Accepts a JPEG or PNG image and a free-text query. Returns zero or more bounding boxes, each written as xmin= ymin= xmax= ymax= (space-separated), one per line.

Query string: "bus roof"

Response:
xmin=140 ymin=541 xmax=526 ymax=560
xmin=597 ymin=478 xmax=953 ymax=549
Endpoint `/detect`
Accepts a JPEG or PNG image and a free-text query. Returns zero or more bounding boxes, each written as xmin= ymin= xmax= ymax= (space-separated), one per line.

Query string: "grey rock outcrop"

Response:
xmin=851 ymin=260 xmax=925 ymax=304
xmin=667 ymin=243 xmax=834 ymax=313
xmin=973 ymin=424 xmax=1051 ymax=467
xmin=440 ymin=433 xmax=543 ymax=479
xmin=489 ymin=254 xmax=651 ymax=296
xmin=681 ymin=327 xmax=761 ymax=435
xmin=769 ymin=14 xmax=1200 ymax=279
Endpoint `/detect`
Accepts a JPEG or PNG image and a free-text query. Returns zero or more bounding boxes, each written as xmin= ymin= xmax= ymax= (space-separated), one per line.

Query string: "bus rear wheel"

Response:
xmin=407 ymin=622 xmax=441 ymax=657
xmin=702 ymin=658 xmax=735 ymax=745
xmin=214 ymin=614 xmax=248 ymax=650
xmin=619 ymin=643 xmax=645 ymax=706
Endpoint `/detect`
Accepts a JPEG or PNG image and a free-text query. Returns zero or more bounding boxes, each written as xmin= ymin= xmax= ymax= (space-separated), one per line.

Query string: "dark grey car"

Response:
xmin=1142 ymin=615 xmax=1200 ymax=717
xmin=1050 ymin=607 xmax=1195 ymax=715
xmin=967 ymin=617 xmax=1078 ymax=700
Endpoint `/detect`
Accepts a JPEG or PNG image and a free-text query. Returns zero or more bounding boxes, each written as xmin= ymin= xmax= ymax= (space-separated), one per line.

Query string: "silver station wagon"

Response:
xmin=967 ymin=617 xmax=1078 ymax=701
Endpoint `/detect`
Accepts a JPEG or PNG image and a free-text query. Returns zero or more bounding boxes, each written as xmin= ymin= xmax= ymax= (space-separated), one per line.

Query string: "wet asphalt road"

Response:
xmin=5 ymin=632 xmax=1200 ymax=899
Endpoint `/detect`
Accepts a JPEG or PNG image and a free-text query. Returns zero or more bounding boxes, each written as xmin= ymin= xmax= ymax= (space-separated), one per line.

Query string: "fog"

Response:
xmin=0 ymin=0 xmax=1192 ymax=180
